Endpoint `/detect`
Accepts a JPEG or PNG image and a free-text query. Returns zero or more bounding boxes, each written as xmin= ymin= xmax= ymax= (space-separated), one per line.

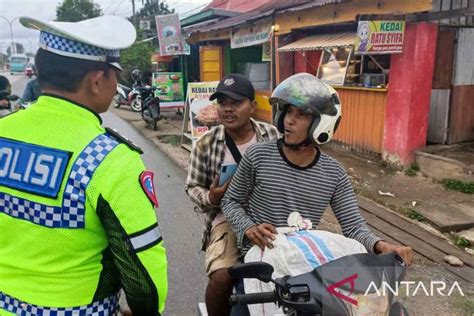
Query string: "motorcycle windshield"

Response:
xmin=280 ymin=253 xmax=404 ymax=315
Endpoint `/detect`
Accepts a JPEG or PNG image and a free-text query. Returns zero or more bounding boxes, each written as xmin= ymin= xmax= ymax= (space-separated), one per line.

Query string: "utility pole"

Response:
xmin=131 ymin=0 xmax=136 ymax=27
xmin=0 ymin=16 xmax=19 ymax=55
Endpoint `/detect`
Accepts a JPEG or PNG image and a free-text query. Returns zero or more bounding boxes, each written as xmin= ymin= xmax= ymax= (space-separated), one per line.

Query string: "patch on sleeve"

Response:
xmin=140 ymin=170 xmax=158 ymax=207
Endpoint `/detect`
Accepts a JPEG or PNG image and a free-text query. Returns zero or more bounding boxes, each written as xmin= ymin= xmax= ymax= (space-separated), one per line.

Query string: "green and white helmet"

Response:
xmin=270 ymin=73 xmax=342 ymax=145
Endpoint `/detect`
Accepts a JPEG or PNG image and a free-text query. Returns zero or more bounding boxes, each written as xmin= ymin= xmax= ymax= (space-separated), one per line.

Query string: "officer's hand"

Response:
xmin=209 ymin=175 xmax=230 ymax=205
xmin=245 ymin=223 xmax=277 ymax=250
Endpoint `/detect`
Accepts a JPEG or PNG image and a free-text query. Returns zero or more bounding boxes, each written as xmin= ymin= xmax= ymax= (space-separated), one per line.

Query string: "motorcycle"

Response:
xmin=228 ymin=252 xmax=409 ymax=316
xmin=140 ymin=86 xmax=161 ymax=131
xmin=114 ymin=83 xmax=142 ymax=112
xmin=25 ymin=66 xmax=34 ymax=78
xmin=0 ymin=93 xmax=19 ymax=117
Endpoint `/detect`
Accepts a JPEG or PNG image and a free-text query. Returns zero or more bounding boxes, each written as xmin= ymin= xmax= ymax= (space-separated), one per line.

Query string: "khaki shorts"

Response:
xmin=205 ymin=221 xmax=240 ymax=276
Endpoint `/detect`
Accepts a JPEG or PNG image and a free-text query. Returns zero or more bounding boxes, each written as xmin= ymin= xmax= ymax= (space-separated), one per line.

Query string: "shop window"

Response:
xmin=316 ymin=47 xmax=391 ymax=89
xmin=317 ymin=47 xmax=351 ymax=85
xmin=345 ymin=54 xmax=390 ymax=88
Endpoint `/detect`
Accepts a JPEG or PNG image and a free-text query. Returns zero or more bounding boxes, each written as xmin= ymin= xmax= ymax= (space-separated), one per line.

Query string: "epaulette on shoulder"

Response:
xmin=105 ymin=127 xmax=143 ymax=154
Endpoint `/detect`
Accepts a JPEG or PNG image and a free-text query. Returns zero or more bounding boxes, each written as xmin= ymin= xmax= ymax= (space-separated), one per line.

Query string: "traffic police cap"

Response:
xmin=19 ymin=15 xmax=136 ymax=71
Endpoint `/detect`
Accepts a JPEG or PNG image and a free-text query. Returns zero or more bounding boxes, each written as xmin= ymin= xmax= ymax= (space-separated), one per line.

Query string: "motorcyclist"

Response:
xmin=222 ymin=73 xmax=413 ymax=264
xmin=19 ymin=77 xmax=41 ymax=107
xmin=0 ymin=75 xmax=12 ymax=106
xmin=131 ymin=68 xmax=143 ymax=86
xmin=0 ymin=75 xmax=17 ymax=116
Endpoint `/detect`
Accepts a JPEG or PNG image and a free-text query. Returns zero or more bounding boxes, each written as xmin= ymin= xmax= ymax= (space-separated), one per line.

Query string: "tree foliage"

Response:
xmin=137 ymin=0 xmax=175 ymax=18
xmin=121 ymin=1 xmax=176 ymax=83
xmin=56 ymin=0 xmax=102 ymax=22
xmin=136 ymin=0 xmax=175 ymax=38
xmin=119 ymin=30 xmax=154 ymax=85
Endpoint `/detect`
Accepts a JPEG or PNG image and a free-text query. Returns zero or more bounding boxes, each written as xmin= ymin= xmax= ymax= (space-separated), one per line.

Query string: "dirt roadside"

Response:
xmin=112 ymin=107 xmax=474 ymax=315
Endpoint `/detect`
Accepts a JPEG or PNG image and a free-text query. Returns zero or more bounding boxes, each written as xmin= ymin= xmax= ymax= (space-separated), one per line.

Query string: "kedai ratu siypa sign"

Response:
xmin=355 ymin=20 xmax=405 ymax=55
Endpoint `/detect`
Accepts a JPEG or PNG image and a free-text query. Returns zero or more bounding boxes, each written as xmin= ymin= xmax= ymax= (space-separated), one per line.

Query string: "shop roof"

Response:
xmin=180 ymin=8 xmax=240 ymax=27
xmin=278 ymin=32 xmax=355 ymax=52
xmin=277 ymin=0 xmax=346 ymax=14
xmin=183 ymin=0 xmax=314 ymax=35
xmin=203 ymin=0 xmax=274 ymax=13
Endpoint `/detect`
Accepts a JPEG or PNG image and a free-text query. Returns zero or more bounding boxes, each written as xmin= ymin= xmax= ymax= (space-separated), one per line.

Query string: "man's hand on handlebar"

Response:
xmin=375 ymin=240 xmax=413 ymax=266
xmin=245 ymin=223 xmax=277 ymax=250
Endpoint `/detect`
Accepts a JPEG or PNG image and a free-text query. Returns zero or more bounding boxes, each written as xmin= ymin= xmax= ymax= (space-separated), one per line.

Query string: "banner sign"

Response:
xmin=152 ymin=72 xmax=184 ymax=108
xmin=355 ymin=20 xmax=405 ymax=54
xmin=156 ymin=13 xmax=184 ymax=56
xmin=262 ymin=42 xmax=271 ymax=61
xmin=231 ymin=19 xmax=272 ymax=49
xmin=187 ymin=82 xmax=220 ymax=138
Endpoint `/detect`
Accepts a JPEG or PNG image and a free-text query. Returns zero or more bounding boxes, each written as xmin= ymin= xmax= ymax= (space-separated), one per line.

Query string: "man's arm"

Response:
xmin=221 ymin=151 xmax=258 ymax=246
xmin=330 ymin=171 xmax=382 ymax=253
xmin=89 ymin=147 xmax=168 ymax=315
xmin=184 ymin=139 xmax=216 ymax=209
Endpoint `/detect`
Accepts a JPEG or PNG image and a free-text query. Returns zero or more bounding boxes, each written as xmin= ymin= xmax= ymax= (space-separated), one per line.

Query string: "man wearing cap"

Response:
xmin=0 ymin=16 xmax=167 ymax=316
xmin=185 ymin=74 xmax=279 ymax=316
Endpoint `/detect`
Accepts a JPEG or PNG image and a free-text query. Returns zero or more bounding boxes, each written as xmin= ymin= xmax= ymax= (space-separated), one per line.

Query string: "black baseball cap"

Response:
xmin=209 ymin=74 xmax=255 ymax=101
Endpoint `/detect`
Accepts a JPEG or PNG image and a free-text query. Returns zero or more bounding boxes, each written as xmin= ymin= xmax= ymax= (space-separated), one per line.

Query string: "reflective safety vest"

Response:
xmin=0 ymin=94 xmax=168 ymax=316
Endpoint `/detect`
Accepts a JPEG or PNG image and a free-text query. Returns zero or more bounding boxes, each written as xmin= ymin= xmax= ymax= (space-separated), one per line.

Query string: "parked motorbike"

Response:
xmin=140 ymin=86 xmax=161 ymax=131
xmin=114 ymin=83 xmax=142 ymax=112
xmin=228 ymin=252 xmax=409 ymax=316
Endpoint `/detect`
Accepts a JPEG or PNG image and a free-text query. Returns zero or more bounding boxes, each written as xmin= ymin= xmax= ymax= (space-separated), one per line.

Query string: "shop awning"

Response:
xmin=278 ymin=32 xmax=355 ymax=52
xmin=277 ymin=0 xmax=345 ymax=14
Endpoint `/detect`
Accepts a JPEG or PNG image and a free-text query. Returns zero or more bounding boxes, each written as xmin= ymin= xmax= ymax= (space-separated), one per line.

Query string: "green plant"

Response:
xmin=441 ymin=179 xmax=474 ymax=194
xmin=454 ymin=235 xmax=471 ymax=248
xmin=399 ymin=207 xmax=426 ymax=222
xmin=404 ymin=162 xmax=420 ymax=177
xmin=408 ymin=210 xmax=425 ymax=222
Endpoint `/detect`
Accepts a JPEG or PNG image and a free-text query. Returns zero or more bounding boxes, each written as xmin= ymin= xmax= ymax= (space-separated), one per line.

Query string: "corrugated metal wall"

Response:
xmin=428 ymin=28 xmax=456 ymax=144
xmin=333 ymin=88 xmax=387 ymax=154
xmin=449 ymin=28 xmax=474 ymax=143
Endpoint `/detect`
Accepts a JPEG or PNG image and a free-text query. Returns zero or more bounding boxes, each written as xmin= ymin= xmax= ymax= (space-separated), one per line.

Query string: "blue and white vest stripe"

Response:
xmin=0 ymin=291 xmax=119 ymax=316
xmin=0 ymin=133 xmax=119 ymax=228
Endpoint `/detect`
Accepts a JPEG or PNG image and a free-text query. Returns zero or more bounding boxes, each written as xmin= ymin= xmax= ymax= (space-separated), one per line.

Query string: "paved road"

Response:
xmin=9 ymin=74 xmax=208 ymax=315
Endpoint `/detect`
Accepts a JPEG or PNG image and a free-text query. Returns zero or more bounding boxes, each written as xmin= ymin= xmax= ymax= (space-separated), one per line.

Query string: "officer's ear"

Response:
xmin=86 ymin=70 xmax=106 ymax=95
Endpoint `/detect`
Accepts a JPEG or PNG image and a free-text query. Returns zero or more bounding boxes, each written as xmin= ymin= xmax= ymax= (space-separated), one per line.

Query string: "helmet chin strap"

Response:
xmin=282 ymin=136 xmax=313 ymax=150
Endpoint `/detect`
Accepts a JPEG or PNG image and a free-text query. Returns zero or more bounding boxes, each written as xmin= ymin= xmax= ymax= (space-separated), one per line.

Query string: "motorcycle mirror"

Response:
xmin=228 ymin=262 xmax=274 ymax=283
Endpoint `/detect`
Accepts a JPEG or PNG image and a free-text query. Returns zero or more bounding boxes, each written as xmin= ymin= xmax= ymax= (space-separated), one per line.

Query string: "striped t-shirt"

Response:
xmin=221 ymin=139 xmax=381 ymax=256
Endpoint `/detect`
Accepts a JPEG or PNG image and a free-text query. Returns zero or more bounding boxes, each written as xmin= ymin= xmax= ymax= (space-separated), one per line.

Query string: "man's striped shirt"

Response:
xmin=222 ymin=139 xmax=381 ymax=256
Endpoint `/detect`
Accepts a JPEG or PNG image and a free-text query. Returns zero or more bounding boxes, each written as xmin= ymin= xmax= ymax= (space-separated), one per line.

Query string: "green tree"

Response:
xmin=137 ymin=0 xmax=175 ymax=18
xmin=120 ymin=1 xmax=176 ymax=83
xmin=56 ymin=0 xmax=102 ymax=22
xmin=119 ymin=30 xmax=154 ymax=85
xmin=136 ymin=0 xmax=175 ymax=38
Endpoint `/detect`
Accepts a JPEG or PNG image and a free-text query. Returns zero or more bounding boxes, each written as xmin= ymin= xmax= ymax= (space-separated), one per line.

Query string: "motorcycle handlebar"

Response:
xmin=229 ymin=291 xmax=277 ymax=306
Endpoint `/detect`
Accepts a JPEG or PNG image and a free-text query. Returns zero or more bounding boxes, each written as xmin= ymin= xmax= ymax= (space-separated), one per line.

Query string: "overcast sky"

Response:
xmin=0 ymin=0 xmax=211 ymax=54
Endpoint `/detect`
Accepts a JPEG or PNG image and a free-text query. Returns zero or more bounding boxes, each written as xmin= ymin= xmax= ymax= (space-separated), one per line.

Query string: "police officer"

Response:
xmin=0 ymin=15 xmax=167 ymax=316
